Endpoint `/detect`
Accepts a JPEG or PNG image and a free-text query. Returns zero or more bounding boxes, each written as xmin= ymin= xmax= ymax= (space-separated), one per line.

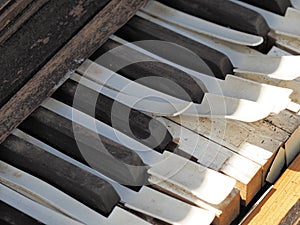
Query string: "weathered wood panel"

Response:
xmin=0 ymin=0 xmax=110 ymax=107
xmin=0 ymin=0 xmax=147 ymax=144
xmin=0 ymin=0 xmax=50 ymax=45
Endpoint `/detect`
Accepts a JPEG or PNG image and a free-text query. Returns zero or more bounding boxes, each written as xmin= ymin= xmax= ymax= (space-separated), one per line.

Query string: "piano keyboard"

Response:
xmin=1 ymin=0 xmax=300 ymax=224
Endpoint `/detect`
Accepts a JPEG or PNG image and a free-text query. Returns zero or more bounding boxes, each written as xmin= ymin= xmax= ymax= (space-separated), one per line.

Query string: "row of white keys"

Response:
xmin=0 ymin=159 xmax=149 ymax=225
xmin=108 ymin=36 xmax=297 ymax=113
xmin=74 ymin=65 xmax=266 ymax=204
xmin=14 ymin=129 xmax=215 ymax=225
xmin=73 ymin=69 xmax=272 ymax=122
xmin=136 ymin=11 xmax=300 ymax=81
xmin=41 ymin=97 xmax=239 ymax=222
xmin=75 ymin=61 xmax=297 ymax=183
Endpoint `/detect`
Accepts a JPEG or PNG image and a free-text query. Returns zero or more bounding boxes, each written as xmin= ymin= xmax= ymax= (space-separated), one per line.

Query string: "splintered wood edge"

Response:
xmin=242 ymin=154 xmax=300 ymax=225
xmin=0 ymin=0 xmax=148 ymax=144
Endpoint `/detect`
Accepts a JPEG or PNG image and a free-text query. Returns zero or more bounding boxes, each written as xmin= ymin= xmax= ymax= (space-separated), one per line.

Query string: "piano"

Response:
xmin=0 ymin=0 xmax=299 ymax=224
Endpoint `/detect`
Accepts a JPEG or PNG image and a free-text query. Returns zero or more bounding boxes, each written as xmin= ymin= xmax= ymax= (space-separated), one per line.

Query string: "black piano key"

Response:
xmin=240 ymin=0 xmax=292 ymax=15
xmin=18 ymin=107 xmax=149 ymax=188
xmin=0 ymin=135 xmax=121 ymax=216
xmin=115 ymin=16 xmax=233 ymax=79
xmin=158 ymin=0 xmax=270 ymax=38
xmin=52 ymin=79 xmax=173 ymax=153
xmin=91 ymin=39 xmax=206 ymax=104
xmin=0 ymin=201 xmax=43 ymax=225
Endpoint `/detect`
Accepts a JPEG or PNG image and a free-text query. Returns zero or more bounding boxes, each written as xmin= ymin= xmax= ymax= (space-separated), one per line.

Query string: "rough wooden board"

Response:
xmin=0 ymin=0 xmax=12 ymax=12
xmin=157 ymin=117 xmax=262 ymax=206
xmin=265 ymin=110 xmax=300 ymax=134
xmin=0 ymin=0 xmax=110 ymax=107
xmin=242 ymin=154 xmax=300 ymax=225
xmin=169 ymin=116 xmax=287 ymax=176
xmin=0 ymin=0 xmax=32 ymax=32
xmin=0 ymin=134 xmax=121 ymax=216
xmin=0 ymin=0 xmax=50 ymax=45
xmin=0 ymin=0 xmax=147 ymax=144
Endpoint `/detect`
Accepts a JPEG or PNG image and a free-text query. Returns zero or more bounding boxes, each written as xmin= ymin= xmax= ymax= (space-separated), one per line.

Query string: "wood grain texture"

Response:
xmin=279 ymin=199 xmax=300 ymax=225
xmin=0 ymin=0 xmax=33 ymax=32
xmin=0 ymin=0 xmax=147 ymax=144
xmin=0 ymin=0 xmax=13 ymax=12
xmin=0 ymin=134 xmax=121 ymax=216
xmin=0 ymin=0 xmax=110 ymax=107
xmin=242 ymin=154 xmax=300 ymax=225
xmin=0 ymin=0 xmax=50 ymax=45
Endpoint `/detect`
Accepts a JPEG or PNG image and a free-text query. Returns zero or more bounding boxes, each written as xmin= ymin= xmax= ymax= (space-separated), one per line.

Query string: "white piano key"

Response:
xmin=110 ymin=36 xmax=295 ymax=113
xmin=291 ymin=0 xmax=300 ymax=10
xmin=149 ymin=151 xmax=237 ymax=205
xmin=41 ymin=98 xmax=162 ymax=165
xmin=267 ymin=46 xmax=292 ymax=56
xmin=232 ymin=0 xmax=300 ymax=39
xmin=72 ymin=72 xmax=267 ymax=122
xmin=141 ymin=1 xmax=263 ymax=46
xmin=14 ymin=129 xmax=215 ymax=225
xmin=0 ymin=183 xmax=85 ymax=225
xmin=0 ymin=161 xmax=149 ymax=225
xmin=135 ymin=12 xmax=300 ymax=80
xmin=40 ymin=99 xmax=239 ymax=218
xmin=79 ymin=58 xmax=293 ymax=114
xmin=74 ymin=65 xmax=273 ymax=122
